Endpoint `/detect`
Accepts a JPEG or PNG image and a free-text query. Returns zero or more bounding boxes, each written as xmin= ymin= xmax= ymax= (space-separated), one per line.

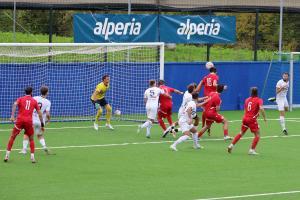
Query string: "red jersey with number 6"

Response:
xmin=244 ymin=97 xmax=263 ymax=119
xmin=16 ymin=95 xmax=40 ymax=122
xmin=202 ymin=73 xmax=219 ymax=96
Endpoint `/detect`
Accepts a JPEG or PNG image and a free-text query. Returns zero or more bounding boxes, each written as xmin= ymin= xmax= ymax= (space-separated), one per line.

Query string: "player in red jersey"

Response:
xmin=196 ymin=64 xmax=220 ymax=136
xmin=157 ymin=80 xmax=183 ymax=133
xmin=4 ymin=86 xmax=44 ymax=163
xmin=228 ymin=87 xmax=267 ymax=155
xmin=197 ymin=85 xmax=232 ymax=140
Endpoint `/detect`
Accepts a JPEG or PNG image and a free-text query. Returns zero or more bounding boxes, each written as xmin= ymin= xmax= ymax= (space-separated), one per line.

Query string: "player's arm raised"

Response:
xmin=196 ymin=97 xmax=210 ymax=108
xmin=173 ymin=89 xmax=184 ymax=95
xmin=195 ymin=80 xmax=203 ymax=93
xmin=10 ymin=101 xmax=18 ymax=122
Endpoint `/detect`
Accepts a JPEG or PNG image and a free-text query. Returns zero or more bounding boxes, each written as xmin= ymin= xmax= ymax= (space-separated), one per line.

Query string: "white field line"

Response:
xmin=0 ymin=118 xmax=300 ymax=132
xmin=195 ymin=190 xmax=300 ymax=200
xmin=0 ymin=134 xmax=300 ymax=152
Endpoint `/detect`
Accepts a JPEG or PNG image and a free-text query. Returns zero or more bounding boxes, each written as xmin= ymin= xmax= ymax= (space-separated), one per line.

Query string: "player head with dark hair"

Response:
xmin=210 ymin=67 xmax=217 ymax=73
xmin=192 ymin=92 xmax=199 ymax=100
xmin=217 ymin=84 xmax=225 ymax=93
xmin=149 ymin=80 xmax=156 ymax=87
xmin=102 ymin=74 xmax=110 ymax=85
xmin=158 ymin=79 xmax=165 ymax=86
xmin=250 ymin=87 xmax=258 ymax=97
xmin=40 ymin=86 xmax=49 ymax=96
xmin=282 ymin=72 xmax=289 ymax=82
xmin=24 ymin=86 xmax=33 ymax=95
xmin=187 ymin=83 xmax=196 ymax=93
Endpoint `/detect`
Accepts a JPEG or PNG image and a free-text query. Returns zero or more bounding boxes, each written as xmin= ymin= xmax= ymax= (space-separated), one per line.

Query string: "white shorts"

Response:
xmin=178 ymin=107 xmax=184 ymax=119
xmin=276 ymin=97 xmax=289 ymax=111
xmin=146 ymin=105 xmax=158 ymax=120
xmin=33 ymin=119 xmax=44 ymax=135
xmin=178 ymin=118 xmax=193 ymax=133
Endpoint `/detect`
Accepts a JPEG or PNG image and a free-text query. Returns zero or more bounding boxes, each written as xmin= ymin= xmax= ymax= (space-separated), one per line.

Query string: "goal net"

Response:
xmin=262 ymin=52 xmax=300 ymax=111
xmin=0 ymin=43 xmax=164 ymax=124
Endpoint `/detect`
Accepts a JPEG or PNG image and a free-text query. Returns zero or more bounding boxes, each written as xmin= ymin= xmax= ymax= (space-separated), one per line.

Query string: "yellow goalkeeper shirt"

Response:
xmin=91 ymin=82 xmax=109 ymax=100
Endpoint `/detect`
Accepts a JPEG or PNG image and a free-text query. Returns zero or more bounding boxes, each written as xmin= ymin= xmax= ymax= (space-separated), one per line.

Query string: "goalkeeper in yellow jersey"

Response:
xmin=91 ymin=74 xmax=114 ymax=131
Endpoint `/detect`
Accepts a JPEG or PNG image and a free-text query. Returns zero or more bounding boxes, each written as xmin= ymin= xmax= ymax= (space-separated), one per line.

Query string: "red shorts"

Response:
xmin=204 ymin=111 xmax=224 ymax=127
xmin=158 ymin=105 xmax=172 ymax=117
xmin=241 ymin=117 xmax=259 ymax=133
xmin=14 ymin=120 xmax=34 ymax=136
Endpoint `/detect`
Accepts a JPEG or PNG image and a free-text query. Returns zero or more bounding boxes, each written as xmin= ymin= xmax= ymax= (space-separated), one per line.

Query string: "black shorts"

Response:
xmin=91 ymin=98 xmax=108 ymax=108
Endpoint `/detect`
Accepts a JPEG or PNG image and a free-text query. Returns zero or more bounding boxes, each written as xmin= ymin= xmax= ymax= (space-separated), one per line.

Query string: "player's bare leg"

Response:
xmin=94 ymin=106 xmax=102 ymax=131
xmin=4 ymin=127 xmax=21 ymax=162
xmin=280 ymin=108 xmax=288 ymax=135
xmin=248 ymin=131 xmax=260 ymax=155
xmin=163 ymin=121 xmax=179 ymax=138
xmin=105 ymin=104 xmax=114 ymax=130
xmin=198 ymin=125 xmax=210 ymax=138
xmin=222 ymin=119 xmax=232 ymax=141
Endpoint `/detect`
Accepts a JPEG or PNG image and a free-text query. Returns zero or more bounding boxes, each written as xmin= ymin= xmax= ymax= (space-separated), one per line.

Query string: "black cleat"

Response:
xmin=283 ymin=129 xmax=288 ymax=135
xmin=207 ymin=128 xmax=211 ymax=136
xmin=268 ymin=97 xmax=276 ymax=102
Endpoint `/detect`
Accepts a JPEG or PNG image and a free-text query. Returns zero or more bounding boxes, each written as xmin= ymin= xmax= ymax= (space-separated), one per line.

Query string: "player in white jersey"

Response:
xmin=170 ymin=93 xmax=209 ymax=151
xmin=276 ymin=72 xmax=289 ymax=135
xmin=137 ymin=80 xmax=170 ymax=138
xmin=19 ymin=86 xmax=51 ymax=154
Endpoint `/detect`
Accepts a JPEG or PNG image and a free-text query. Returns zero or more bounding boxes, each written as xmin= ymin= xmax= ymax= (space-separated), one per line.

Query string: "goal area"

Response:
xmin=0 ymin=42 xmax=164 ymax=124
xmin=262 ymin=52 xmax=300 ymax=111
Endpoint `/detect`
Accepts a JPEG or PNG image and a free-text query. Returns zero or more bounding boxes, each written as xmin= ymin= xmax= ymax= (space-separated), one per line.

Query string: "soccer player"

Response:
xmin=4 ymin=86 xmax=44 ymax=163
xmin=196 ymin=63 xmax=219 ymax=136
xmin=197 ymin=85 xmax=232 ymax=140
xmin=228 ymin=87 xmax=267 ymax=155
xmin=157 ymin=79 xmax=183 ymax=133
xmin=91 ymin=74 xmax=113 ymax=131
xmin=19 ymin=86 xmax=51 ymax=155
xmin=276 ymin=72 xmax=289 ymax=135
xmin=137 ymin=80 xmax=170 ymax=138
xmin=170 ymin=92 xmax=208 ymax=151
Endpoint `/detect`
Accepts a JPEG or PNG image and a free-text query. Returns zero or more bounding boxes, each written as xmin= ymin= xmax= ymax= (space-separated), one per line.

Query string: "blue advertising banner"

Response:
xmin=74 ymin=14 xmax=236 ymax=44
xmin=74 ymin=14 xmax=158 ymax=43
xmin=159 ymin=15 xmax=236 ymax=44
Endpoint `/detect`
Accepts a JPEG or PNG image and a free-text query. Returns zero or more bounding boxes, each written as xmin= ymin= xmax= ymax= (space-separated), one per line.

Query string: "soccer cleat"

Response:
xmin=227 ymin=145 xmax=233 ymax=153
xmin=248 ymin=149 xmax=259 ymax=155
xmin=162 ymin=126 xmax=173 ymax=138
xmin=31 ymin=158 xmax=36 ymax=163
xmin=146 ymin=135 xmax=151 ymax=139
xmin=207 ymin=128 xmax=211 ymax=136
xmin=268 ymin=97 xmax=276 ymax=102
xmin=283 ymin=129 xmax=288 ymax=135
xmin=19 ymin=149 xmax=27 ymax=154
xmin=193 ymin=144 xmax=204 ymax=150
xmin=224 ymin=135 xmax=233 ymax=141
xmin=3 ymin=155 xmax=9 ymax=162
xmin=170 ymin=144 xmax=178 ymax=151
xmin=170 ymin=129 xmax=177 ymax=138
xmin=137 ymin=125 xmax=141 ymax=133
xmin=106 ymin=123 xmax=114 ymax=130
xmin=93 ymin=122 xmax=99 ymax=131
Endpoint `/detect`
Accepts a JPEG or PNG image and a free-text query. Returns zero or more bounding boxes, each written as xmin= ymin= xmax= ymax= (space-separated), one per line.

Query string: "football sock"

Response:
xmin=29 ymin=139 xmax=35 ymax=154
xmin=146 ymin=123 xmax=152 ymax=137
xmin=23 ymin=139 xmax=29 ymax=150
xmin=105 ymin=105 xmax=112 ymax=124
xmin=141 ymin=120 xmax=152 ymax=129
xmin=192 ymin=133 xmax=199 ymax=147
xmin=7 ymin=128 xmax=20 ymax=151
xmin=279 ymin=116 xmax=286 ymax=130
xmin=173 ymin=135 xmax=189 ymax=146
xmin=166 ymin=115 xmax=173 ymax=126
xmin=39 ymin=138 xmax=47 ymax=149
xmin=158 ymin=117 xmax=166 ymax=130
xmin=251 ymin=135 xmax=260 ymax=150
xmin=224 ymin=129 xmax=229 ymax=136
xmin=95 ymin=108 xmax=103 ymax=123
xmin=232 ymin=133 xmax=242 ymax=145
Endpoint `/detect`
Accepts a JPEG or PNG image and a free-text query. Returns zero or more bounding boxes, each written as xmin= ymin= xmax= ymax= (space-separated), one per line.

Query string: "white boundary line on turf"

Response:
xmin=195 ymin=190 xmax=300 ymax=200
xmin=0 ymin=134 xmax=299 ymax=152
xmin=0 ymin=117 xmax=300 ymax=132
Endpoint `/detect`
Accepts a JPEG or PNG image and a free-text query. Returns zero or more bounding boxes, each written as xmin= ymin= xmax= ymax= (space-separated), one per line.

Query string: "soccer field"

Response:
xmin=1 ymin=109 xmax=300 ymax=200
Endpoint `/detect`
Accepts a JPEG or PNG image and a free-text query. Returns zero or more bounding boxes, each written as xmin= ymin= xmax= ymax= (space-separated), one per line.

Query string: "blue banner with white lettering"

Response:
xmin=74 ymin=14 xmax=158 ymax=43
xmin=74 ymin=14 xmax=236 ymax=44
xmin=159 ymin=15 xmax=236 ymax=44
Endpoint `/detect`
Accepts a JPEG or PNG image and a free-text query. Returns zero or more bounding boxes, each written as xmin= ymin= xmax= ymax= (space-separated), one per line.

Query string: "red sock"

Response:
xmin=29 ymin=139 xmax=35 ymax=153
xmin=251 ymin=136 xmax=260 ymax=150
xmin=224 ymin=129 xmax=228 ymax=136
xmin=157 ymin=113 xmax=166 ymax=130
xmin=166 ymin=115 xmax=173 ymax=126
xmin=202 ymin=114 xmax=206 ymax=128
xmin=7 ymin=128 xmax=20 ymax=151
xmin=232 ymin=133 xmax=242 ymax=145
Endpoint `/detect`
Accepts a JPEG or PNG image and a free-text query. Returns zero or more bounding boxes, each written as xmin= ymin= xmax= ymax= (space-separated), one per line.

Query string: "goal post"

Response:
xmin=262 ymin=52 xmax=299 ymax=111
xmin=0 ymin=42 xmax=165 ymax=124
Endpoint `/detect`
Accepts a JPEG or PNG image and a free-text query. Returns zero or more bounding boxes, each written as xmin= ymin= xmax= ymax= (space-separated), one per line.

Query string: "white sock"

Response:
xmin=6 ymin=151 xmax=11 ymax=157
xmin=31 ymin=153 xmax=35 ymax=159
xmin=280 ymin=116 xmax=286 ymax=130
xmin=39 ymin=138 xmax=47 ymax=149
xmin=146 ymin=123 xmax=152 ymax=137
xmin=173 ymin=135 xmax=190 ymax=147
xmin=192 ymin=133 xmax=199 ymax=147
xmin=141 ymin=120 xmax=151 ymax=129
xmin=23 ymin=139 xmax=29 ymax=151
